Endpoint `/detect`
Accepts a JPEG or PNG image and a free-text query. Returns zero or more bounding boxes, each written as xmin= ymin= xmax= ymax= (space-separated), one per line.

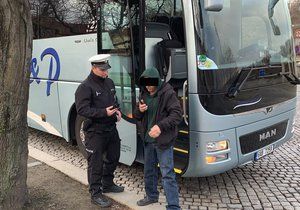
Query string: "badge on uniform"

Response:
xmin=96 ymin=91 xmax=101 ymax=96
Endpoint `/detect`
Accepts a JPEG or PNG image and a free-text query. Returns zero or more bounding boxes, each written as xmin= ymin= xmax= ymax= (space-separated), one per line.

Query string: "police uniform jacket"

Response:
xmin=75 ymin=71 xmax=118 ymax=132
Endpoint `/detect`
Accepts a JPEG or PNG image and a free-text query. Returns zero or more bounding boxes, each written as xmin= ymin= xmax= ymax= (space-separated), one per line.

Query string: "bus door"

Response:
xmin=139 ymin=0 xmax=190 ymax=174
xmin=98 ymin=0 xmax=140 ymax=165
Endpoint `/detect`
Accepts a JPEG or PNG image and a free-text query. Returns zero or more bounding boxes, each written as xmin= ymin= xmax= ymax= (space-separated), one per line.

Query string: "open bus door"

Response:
xmin=131 ymin=0 xmax=190 ymax=173
xmin=94 ymin=0 xmax=143 ymax=165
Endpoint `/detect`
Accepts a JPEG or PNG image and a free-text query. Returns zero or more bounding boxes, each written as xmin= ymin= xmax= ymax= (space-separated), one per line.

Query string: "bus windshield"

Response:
xmin=196 ymin=0 xmax=294 ymax=69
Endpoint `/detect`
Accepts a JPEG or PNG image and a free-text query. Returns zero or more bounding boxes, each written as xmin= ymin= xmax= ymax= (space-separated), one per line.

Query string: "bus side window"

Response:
xmin=100 ymin=1 xmax=130 ymax=51
xmin=29 ymin=0 xmax=97 ymax=39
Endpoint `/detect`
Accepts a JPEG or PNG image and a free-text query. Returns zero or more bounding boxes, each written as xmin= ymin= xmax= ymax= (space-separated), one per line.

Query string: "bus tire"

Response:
xmin=75 ymin=115 xmax=88 ymax=159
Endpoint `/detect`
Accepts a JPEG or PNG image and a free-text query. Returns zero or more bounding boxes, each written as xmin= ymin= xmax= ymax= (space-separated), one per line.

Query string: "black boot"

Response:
xmin=137 ymin=196 xmax=158 ymax=206
xmin=102 ymin=183 xmax=124 ymax=193
xmin=91 ymin=195 xmax=112 ymax=207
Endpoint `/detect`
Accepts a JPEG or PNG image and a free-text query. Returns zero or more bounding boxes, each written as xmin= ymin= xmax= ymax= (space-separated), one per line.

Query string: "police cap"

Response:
xmin=88 ymin=54 xmax=111 ymax=70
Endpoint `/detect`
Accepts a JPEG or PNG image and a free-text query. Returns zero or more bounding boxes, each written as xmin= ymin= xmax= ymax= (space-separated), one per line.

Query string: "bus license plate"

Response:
xmin=254 ymin=145 xmax=274 ymax=161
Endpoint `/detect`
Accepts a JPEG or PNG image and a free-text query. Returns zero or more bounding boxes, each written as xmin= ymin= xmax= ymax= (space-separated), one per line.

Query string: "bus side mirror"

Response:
xmin=204 ymin=0 xmax=224 ymax=12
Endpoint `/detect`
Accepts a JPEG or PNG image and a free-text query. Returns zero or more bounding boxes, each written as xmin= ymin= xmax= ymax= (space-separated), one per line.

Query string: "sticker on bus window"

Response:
xmin=197 ymin=55 xmax=218 ymax=70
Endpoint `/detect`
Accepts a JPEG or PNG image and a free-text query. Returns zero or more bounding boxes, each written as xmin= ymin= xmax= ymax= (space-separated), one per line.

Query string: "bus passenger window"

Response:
xmin=100 ymin=1 xmax=130 ymax=50
xmin=29 ymin=0 xmax=97 ymax=39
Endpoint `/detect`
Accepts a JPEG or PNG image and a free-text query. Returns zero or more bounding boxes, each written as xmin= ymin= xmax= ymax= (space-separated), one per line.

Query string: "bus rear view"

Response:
xmin=183 ymin=0 xmax=298 ymax=176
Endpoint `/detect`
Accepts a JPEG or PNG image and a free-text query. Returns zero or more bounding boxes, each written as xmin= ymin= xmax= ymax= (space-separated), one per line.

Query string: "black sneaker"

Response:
xmin=91 ymin=195 xmax=112 ymax=207
xmin=102 ymin=183 xmax=124 ymax=193
xmin=137 ymin=196 xmax=158 ymax=206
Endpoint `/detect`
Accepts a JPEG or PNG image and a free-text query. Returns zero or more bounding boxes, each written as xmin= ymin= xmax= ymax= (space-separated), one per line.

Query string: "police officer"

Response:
xmin=75 ymin=54 xmax=124 ymax=208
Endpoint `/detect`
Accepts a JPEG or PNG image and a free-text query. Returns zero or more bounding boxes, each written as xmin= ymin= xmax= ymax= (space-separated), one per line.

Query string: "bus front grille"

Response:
xmin=239 ymin=120 xmax=288 ymax=154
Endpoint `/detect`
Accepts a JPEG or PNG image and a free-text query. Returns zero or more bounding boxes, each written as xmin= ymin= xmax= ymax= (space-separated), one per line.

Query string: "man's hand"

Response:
xmin=139 ymin=100 xmax=148 ymax=113
xmin=148 ymin=125 xmax=161 ymax=138
xmin=106 ymin=106 xmax=117 ymax=116
xmin=116 ymin=110 xmax=122 ymax=122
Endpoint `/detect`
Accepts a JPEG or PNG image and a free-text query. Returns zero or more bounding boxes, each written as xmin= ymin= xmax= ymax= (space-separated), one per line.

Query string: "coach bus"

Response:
xmin=28 ymin=0 xmax=298 ymax=176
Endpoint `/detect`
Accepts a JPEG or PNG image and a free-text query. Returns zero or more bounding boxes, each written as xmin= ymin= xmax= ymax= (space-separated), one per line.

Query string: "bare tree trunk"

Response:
xmin=0 ymin=0 xmax=32 ymax=209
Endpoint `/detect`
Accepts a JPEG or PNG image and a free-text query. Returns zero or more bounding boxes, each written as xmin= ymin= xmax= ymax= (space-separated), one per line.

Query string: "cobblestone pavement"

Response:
xmin=29 ymin=94 xmax=300 ymax=210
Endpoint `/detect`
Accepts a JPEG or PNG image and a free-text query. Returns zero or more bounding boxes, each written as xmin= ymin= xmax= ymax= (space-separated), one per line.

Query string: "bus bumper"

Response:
xmin=182 ymin=108 xmax=296 ymax=177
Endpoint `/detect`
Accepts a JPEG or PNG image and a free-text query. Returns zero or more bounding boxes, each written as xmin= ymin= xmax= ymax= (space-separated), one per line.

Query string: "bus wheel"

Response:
xmin=75 ymin=115 xmax=88 ymax=159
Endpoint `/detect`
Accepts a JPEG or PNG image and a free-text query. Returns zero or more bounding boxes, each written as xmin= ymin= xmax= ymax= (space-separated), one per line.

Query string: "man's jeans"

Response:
xmin=144 ymin=143 xmax=180 ymax=210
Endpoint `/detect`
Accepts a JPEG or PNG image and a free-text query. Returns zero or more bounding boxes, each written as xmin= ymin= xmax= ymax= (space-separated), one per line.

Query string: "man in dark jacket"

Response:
xmin=75 ymin=54 xmax=124 ymax=208
xmin=134 ymin=67 xmax=182 ymax=210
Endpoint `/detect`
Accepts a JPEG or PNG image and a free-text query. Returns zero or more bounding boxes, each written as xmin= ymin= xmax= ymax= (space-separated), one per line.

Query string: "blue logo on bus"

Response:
xmin=30 ymin=48 xmax=60 ymax=96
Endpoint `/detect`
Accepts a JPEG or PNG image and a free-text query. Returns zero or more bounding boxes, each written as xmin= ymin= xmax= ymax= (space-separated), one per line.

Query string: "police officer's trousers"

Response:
xmin=85 ymin=127 xmax=120 ymax=198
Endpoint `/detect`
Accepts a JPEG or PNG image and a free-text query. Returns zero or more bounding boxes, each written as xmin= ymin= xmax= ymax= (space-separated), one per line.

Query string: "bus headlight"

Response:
xmin=206 ymin=154 xmax=228 ymax=164
xmin=206 ymin=140 xmax=228 ymax=152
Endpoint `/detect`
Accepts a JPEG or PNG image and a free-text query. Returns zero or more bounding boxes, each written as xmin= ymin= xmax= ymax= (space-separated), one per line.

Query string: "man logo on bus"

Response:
xmin=259 ymin=129 xmax=277 ymax=141
xmin=30 ymin=47 xmax=61 ymax=96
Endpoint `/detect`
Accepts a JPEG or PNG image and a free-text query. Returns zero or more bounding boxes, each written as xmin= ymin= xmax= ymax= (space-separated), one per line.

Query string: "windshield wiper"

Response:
xmin=227 ymin=55 xmax=274 ymax=98
xmin=283 ymin=72 xmax=300 ymax=85
xmin=227 ymin=68 xmax=254 ymax=98
xmin=228 ymin=69 xmax=300 ymax=98
xmin=227 ymin=54 xmax=271 ymax=98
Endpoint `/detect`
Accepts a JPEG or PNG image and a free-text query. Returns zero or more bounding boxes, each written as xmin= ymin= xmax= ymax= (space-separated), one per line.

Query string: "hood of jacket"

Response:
xmin=139 ymin=67 xmax=162 ymax=89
